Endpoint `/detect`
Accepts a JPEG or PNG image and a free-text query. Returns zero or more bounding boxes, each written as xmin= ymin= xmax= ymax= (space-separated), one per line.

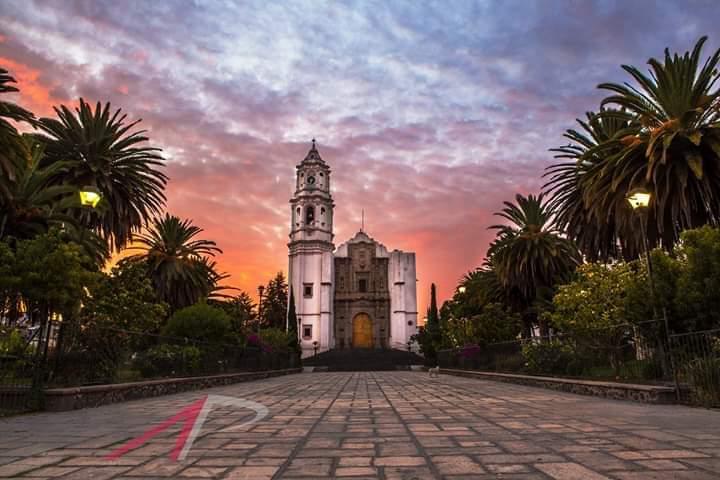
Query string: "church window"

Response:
xmin=305 ymin=206 xmax=315 ymax=224
xmin=303 ymin=283 xmax=313 ymax=298
xmin=302 ymin=324 xmax=312 ymax=340
xmin=358 ymin=279 xmax=368 ymax=293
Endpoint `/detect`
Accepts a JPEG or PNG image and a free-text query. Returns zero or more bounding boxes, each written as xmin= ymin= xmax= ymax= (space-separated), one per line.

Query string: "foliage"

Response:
xmin=0 ymin=328 xmax=26 ymax=356
xmin=35 ymin=99 xmax=167 ymax=251
xmin=419 ymin=283 xmax=441 ymax=362
xmin=68 ymin=261 xmax=168 ymax=379
xmin=684 ymin=356 xmax=720 ymax=407
xmin=212 ymin=291 xmax=256 ymax=334
xmin=133 ymin=344 xmax=201 ymax=378
xmin=259 ymin=328 xmax=294 ymax=353
xmin=674 ymin=226 xmax=720 ymax=331
xmin=443 ymin=303 xmax=520 ymax=347
xmin=287 ymin=287 xmax=300 ymax=352
xmin=128 ymin=214 xmax=224 ymax=312
xmin=162 ymin=302 xmax=232 ymax=344
xmin=0 ymin=136 xmax=77 ymax=242
xmin=12 ymin=229 xmax=96 ymax=314
xmin=550 ymin=263 xmax=637 ymax=333
xmin=260 ymin=272 xmax=288 ymax=329
xmin=522 ymin=340 xmax=580 ymax=376
xmin=0 ymin=68 xmax=35 ymax=201
xmin=545 ymin=37 xmax=720 ymax=258
xmin=488 ymin=193 xmax=581 ymax=337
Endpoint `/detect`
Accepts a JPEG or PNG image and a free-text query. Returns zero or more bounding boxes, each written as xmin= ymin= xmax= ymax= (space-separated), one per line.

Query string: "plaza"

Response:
xmin=1 ymin=372 xmax=719 ymax=479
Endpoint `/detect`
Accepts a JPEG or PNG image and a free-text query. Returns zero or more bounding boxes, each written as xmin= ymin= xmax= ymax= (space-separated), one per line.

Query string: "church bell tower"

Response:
xmin=288 ymin=140 xmax=335 ymax=355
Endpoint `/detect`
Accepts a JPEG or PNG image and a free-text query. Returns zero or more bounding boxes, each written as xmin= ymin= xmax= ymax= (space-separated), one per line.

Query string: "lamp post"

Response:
xmin=79 ymin=186 xmax=102 ymax=208
xmin=257 ymin=285 xmax=265 ymax=332
xmin=627 ymin=188 xmax=679 ymax=399
xmin=627 ymin=189 xmax=654 ymax=295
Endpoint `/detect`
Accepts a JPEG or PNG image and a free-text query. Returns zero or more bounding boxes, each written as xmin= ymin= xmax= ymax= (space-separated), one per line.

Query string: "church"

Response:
xmin=288 ymin=141 xmax=418 ymax=357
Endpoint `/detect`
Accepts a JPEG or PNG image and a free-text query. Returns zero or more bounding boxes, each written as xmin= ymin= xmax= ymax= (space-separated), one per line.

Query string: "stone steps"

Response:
xmin=302 ymin=348 xmax=424 ymax=371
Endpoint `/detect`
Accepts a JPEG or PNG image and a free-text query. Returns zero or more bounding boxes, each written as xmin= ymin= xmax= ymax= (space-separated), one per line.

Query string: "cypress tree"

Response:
xmin=287 ymin=286 xmax=300 ymax=352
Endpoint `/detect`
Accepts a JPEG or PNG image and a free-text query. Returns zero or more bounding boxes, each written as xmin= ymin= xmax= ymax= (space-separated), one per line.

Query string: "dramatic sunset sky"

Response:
xmin=2 ymin=1 xmax=719 ymax=311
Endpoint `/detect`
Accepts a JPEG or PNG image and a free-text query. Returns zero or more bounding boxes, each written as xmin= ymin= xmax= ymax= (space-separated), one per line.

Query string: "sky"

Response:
xmin=2 ymin=0 xmax=719 ymax=312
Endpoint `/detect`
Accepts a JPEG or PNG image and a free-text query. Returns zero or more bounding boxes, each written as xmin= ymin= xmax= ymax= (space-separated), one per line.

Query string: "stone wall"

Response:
xmin=43 ymin=368 xmax=301 ymax=412
xmin=442 ymin=369 xmax=677 ymax=404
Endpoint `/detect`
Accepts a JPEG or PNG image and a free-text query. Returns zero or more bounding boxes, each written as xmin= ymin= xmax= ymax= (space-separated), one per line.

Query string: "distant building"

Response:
xmin=288 ymin=141 xmax=417 ymax=356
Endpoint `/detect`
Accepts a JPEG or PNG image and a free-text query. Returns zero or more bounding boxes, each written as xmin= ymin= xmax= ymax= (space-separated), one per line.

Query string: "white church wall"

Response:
xmin=389 ymin=250 xmax=418 ymax=349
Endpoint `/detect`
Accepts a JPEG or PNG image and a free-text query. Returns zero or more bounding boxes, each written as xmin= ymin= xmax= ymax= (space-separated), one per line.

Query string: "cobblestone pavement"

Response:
xmin=2 ymin=372 xmax=720 ymax=479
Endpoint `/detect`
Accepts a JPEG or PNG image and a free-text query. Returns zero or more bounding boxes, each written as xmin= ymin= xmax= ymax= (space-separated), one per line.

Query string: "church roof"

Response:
xmin=300 ymin=139 xmax=326 ymax=166
xmin=335 ymin=229 xmax=390 ymax=258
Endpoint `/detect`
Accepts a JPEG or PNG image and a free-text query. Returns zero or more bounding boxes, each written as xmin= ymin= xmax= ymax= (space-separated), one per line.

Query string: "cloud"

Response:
xmin=1 ymin=0 xmax=719 ymax=309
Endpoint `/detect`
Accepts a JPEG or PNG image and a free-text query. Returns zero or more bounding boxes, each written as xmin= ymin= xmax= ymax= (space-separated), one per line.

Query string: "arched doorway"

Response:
xmin=352 ymin=313 xmax=373 ymax=348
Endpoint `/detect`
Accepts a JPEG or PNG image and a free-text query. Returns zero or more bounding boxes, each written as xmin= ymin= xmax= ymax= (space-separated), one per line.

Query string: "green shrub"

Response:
xmin=259 ymin=328 xmax=292 ymax=353
xmin=685 ymin=357 xmax=720 ymax=407
xmin=133 ymin=344 xmax=202 ymax=378
xmin=163 ymin=303 xmax=232 ymax=344
xmin=522 ymin=340 xmax=579 ymax=375
xmin=0 ymin=329 xmax=26 ymax=356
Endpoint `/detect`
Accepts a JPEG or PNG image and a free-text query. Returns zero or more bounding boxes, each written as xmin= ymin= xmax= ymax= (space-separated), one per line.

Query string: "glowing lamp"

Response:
xmin=627 ymin=189 xmax=651 ymax=209
xmin=79 ymin=186 xmax=101 ymax=208
xmin=458 ymin=286 xmax=467 ymax=294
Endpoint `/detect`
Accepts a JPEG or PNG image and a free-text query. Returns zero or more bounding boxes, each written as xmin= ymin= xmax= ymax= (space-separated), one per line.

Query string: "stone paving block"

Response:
xmin=335 ymin=466 xmax=378 ymax=476
xmin=534 ymin=462 xmax=611 ymax=479
xmin=177 ymin=466 xmax=227 ymax=477
xmin=431 ymin=455 xmax=484 ymax=475
xmin=20 ymin=466 xmax=80 ymax=477
xmin=374 ymin=456 xmax=427 ymax=467
xmin=225 ymin=466 xmax=278 ymax=479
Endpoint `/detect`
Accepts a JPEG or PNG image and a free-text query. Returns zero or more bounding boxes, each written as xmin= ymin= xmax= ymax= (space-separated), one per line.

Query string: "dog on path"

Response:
xmin=428 ymin=366 xmax=440 ymax=378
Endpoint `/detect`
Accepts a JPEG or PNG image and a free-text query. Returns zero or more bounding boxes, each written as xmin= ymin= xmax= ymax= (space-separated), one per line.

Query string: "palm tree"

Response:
xmin=0 ymin=68 xmax=35 ymax=199
xmin=128 ymin=214 xmax=223 ymax=312
xmin=551 ymin=37 xmax=720 ymax=256
xmin=544 ymin=110 xmax=638 ymax=260
xmin=34 ymin=99 xmax=167 ymax=251
xmin=0 ymin=136 xmax=75 ymax=241
xmin=488 ymin=193 xmax=581 ymax=337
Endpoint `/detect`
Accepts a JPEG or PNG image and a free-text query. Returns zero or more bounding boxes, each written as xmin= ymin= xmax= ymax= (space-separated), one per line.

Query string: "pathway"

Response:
xmin=1 ymin=372 xmax=720 ymax=479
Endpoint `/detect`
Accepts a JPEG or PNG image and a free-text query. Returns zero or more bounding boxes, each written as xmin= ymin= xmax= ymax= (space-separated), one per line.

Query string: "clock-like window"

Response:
xmin=307 ymin=175 xmax=316 ymax=185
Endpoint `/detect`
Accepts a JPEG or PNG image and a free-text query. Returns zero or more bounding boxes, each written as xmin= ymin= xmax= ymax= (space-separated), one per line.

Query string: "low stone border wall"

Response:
xmin=43 ymin=368 xmax=301 ymax=412
xmin=442 ymin=369 xmax=677 ymax=404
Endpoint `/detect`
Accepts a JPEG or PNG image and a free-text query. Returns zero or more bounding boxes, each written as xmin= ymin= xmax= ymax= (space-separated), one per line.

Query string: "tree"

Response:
xmin=547 ymin=37 xmax=720 ymax=257
xmin=0 ymin=137 xmax=76 ymax=241
xmin=488 ymin=193 xmax=581 ymax=337
xmin=419 ymin=283 xmax=441 ymax=362
xmin=163 ymin=303 xmax=232 ymax=344
xmin=212 ymin=292 xmax=256 ymax=335
xmin=0 ymin=67 xmax=35 ymax=200
xmin=669 ymin=226 xmax=720 ymax=332
xmin=287 ymin=287 xmax=300 ymax=351
xmin=545 ymin=109 xmax=636 ymax=260
xmin=64 ymin=261 xmax=167 ymax=382
xmin=35 ymin=99 xmax=167 ymax=251
xmin=127 ymin=214 xmax=224 ymax=313
xmin=260 ymin=272 xmax=288 ymax=329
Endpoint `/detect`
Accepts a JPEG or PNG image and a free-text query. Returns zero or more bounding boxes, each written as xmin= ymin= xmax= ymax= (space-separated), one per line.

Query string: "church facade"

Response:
xmin=288 ymin=141 xmax=418 ymax=356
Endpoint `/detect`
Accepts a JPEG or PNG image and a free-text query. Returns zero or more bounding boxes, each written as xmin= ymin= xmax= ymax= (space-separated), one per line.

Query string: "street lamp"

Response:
xmin=458 ymin=286 xmax=466 ymax=294
xmin=79 ymin=186 xmax=102 ymax=208
xmin=627 ymin=188 xmax=653 ymax=286
xmin=627 ymin=188 xmax=680 ymax=398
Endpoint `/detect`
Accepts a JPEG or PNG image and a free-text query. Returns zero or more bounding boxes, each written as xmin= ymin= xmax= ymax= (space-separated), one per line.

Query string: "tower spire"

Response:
xmin=361 ymin=209 xmax=364 ymax=232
